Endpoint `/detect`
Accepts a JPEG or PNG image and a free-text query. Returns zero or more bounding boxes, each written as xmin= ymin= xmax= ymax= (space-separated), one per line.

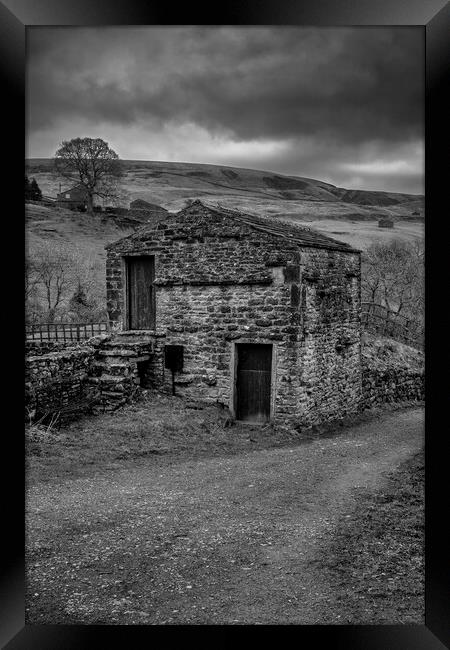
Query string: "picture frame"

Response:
xmin=2 ymin=0 xmax=448 ymax=646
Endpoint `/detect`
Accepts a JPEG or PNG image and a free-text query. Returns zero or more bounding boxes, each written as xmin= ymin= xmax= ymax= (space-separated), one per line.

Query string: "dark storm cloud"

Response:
xmin=26 ymin=26 xmax=424 ymax=193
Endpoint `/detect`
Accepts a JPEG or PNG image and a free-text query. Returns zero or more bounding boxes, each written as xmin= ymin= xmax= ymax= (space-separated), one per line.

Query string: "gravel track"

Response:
xmin=26 ymin=407 xmax=424 ymax=624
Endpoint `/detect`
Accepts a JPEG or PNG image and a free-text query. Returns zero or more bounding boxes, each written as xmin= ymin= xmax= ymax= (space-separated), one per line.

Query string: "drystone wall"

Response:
xmin=24 ymin=336 xmax=424 ymax=429
xmin=25 ymin=340 xmax=96 ymax=356
xmin=361 ymin=364 xmax=424 ymax=408
xmin=25 ymin=335 xmax=161 ymax=423
xmin=26 ymin=340 xmax=70 ymax=356
xmin=25 ymin=345 xmax=98 ymax=424
xmin=360 ymin=335 xmax=424 ymax=409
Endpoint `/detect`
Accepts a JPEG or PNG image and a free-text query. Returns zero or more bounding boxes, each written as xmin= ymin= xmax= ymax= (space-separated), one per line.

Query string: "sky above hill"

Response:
xmin=26 ymin=26 xmax=424 ymax=194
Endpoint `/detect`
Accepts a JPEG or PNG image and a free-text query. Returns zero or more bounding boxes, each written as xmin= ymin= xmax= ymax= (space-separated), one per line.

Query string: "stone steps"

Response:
xmin=88 ymin=333 xmax=158 ymax=410
xmin=91 ymin=360 xmax=131 ymax=371
xmin=90 ymin=374 xmax=133 ymax=384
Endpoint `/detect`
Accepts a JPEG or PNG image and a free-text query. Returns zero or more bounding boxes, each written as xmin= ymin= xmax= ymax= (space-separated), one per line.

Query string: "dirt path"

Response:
xmin=26 ymin=407 xmax=424 ymax=624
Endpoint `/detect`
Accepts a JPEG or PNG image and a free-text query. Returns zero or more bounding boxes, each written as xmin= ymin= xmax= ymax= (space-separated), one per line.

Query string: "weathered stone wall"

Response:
xmin=295 ymin=248 xmax=361 ymax=425
xmin=360 ymin=334 xmax=424 ymax=409
xmin=361 ymin=363 xmax=424 ymax=408
xmin=147 ymin=252 xmax=361 ymax=426
xmin=106 ymin=202 xmax=362 ymax=427
xmin=25 ymin=346 xmax=98 ymax=424
xmin=153 ymin=282 xmax=299 ymax=418
xmin=25 ymin=340 xmax=71 ymax=356
xmin=25 ymin=340 xmax=101 ymax=356
xmin=360 ymin=335 xmax=425 ymax=411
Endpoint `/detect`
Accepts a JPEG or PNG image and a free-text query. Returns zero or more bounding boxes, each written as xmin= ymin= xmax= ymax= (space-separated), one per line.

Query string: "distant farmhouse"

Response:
xmin=56 ymin=183 xmax=89 ymax=211
xmin=378 ymin=217 xmax=394 ymax=229
xmin=103 ymin=200 xmax=362 ymax=427
xmin=55 ymin=187 xmax=171 ymax=218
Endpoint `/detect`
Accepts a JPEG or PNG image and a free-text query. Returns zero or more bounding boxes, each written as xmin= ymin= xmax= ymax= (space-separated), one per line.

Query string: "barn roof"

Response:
xmin=203 ymin=203 xmax=358 ymax=253
xmin=107 ymin=200 xmax=359 ymax=253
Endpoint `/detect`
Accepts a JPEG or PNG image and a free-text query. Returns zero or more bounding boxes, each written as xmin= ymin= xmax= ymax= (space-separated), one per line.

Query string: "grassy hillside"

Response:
xmin=27 ymin=158 xmax=424 ymax=217
xmin=26 ymin=159 xmax=424 ymax=297
xmin=26 ymin=202 xmax=142 ymax=270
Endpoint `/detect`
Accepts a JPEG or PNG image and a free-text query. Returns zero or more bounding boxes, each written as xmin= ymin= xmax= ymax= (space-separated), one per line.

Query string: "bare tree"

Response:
xmin=362 ymin=239 xmax=424 ymax=320
xmin=26 ymin=243 xmax=106 ymax=323
xmin=66 ymin=251 xmax=106 ymax=322
xmin=54 ymin=137 xmax=122 ymax=214
xmin=25 ymin=257 xmax=40 ymax=301
xmin=25 ymin=257 xmax=43 ymax=324
xmin=27 ymin=243 xmax=75 ymax=322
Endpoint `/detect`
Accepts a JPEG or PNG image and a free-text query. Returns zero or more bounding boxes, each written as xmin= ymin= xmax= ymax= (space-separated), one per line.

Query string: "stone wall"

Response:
xmin=24 ymin=336 xmax=424 ymax=429
xmin=360 ymin=336 xmax=425 ymax=409
xmin=361 ymin=364 xmax=424 ymax=408
xmin=25 ymin=339 xmax=101 ymax=356
xmin=148 ymin=253 xmax=361 ymax=427
xmin=26 ymin=340 xmax=72 ymax=356
xmin=129 ymin=200 xmax=169 ymax=226
xmin=25 ymin=345 xmax=98 ymax=424
xmin=296 ymin=247 xmax=361 ymax=425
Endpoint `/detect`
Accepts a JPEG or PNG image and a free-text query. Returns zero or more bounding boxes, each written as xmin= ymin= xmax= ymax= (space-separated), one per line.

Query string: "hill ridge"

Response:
xmin=26 ymin=158 xmax=424 ymax=208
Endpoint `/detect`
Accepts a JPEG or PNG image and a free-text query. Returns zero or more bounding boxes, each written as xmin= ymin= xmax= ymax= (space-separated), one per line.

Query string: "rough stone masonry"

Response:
xmin=104 ymin=200 xmax=362 ymax=428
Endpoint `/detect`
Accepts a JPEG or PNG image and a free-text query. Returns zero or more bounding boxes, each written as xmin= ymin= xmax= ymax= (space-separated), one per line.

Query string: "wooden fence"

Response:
xmin=26 ymin=322 xmax=109 ymax=343
xmin=361 ymin=302 xmax=423 ymax=349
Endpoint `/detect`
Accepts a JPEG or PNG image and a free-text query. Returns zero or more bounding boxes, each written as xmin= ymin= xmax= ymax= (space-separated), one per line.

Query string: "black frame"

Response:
xmin=6 ymin=0 xmax=449 ymax=646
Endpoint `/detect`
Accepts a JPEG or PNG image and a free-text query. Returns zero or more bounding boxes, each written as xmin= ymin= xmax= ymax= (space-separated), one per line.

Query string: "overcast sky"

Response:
xmin=26 ymin=26 xmax=424 ymax=194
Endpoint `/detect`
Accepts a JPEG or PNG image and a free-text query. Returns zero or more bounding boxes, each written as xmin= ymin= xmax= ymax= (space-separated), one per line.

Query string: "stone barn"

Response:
xmin=129 ymin=199 xmax=169 ymax=225
xmin=378 ymin=217 xmax=394 ymax=229
xmin=104 ymin=200 xmax=362 ymax=427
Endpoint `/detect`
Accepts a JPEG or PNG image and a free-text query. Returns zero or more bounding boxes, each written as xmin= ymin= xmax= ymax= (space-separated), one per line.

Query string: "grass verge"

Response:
xmin=26 ymin=389 xmax=424 ymax=486
xmin=312 ymin=450 xmax=424 ymax=624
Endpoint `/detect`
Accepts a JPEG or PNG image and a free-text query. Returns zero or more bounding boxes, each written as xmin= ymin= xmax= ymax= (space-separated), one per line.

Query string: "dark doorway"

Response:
xmin=136 ymin=359 xmax=150 ymax=387
xmin=127 ymin=256 xmax=155 ymax=330
xmin=236 ymin=344 xmax=272 ymax=423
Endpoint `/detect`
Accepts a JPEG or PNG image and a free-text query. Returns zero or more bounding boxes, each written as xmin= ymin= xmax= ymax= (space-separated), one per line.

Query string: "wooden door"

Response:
xmin=127 ymin=256 xmax=155 ymax=330
xmin=236 ymin=344 xmax=272 ymax=423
